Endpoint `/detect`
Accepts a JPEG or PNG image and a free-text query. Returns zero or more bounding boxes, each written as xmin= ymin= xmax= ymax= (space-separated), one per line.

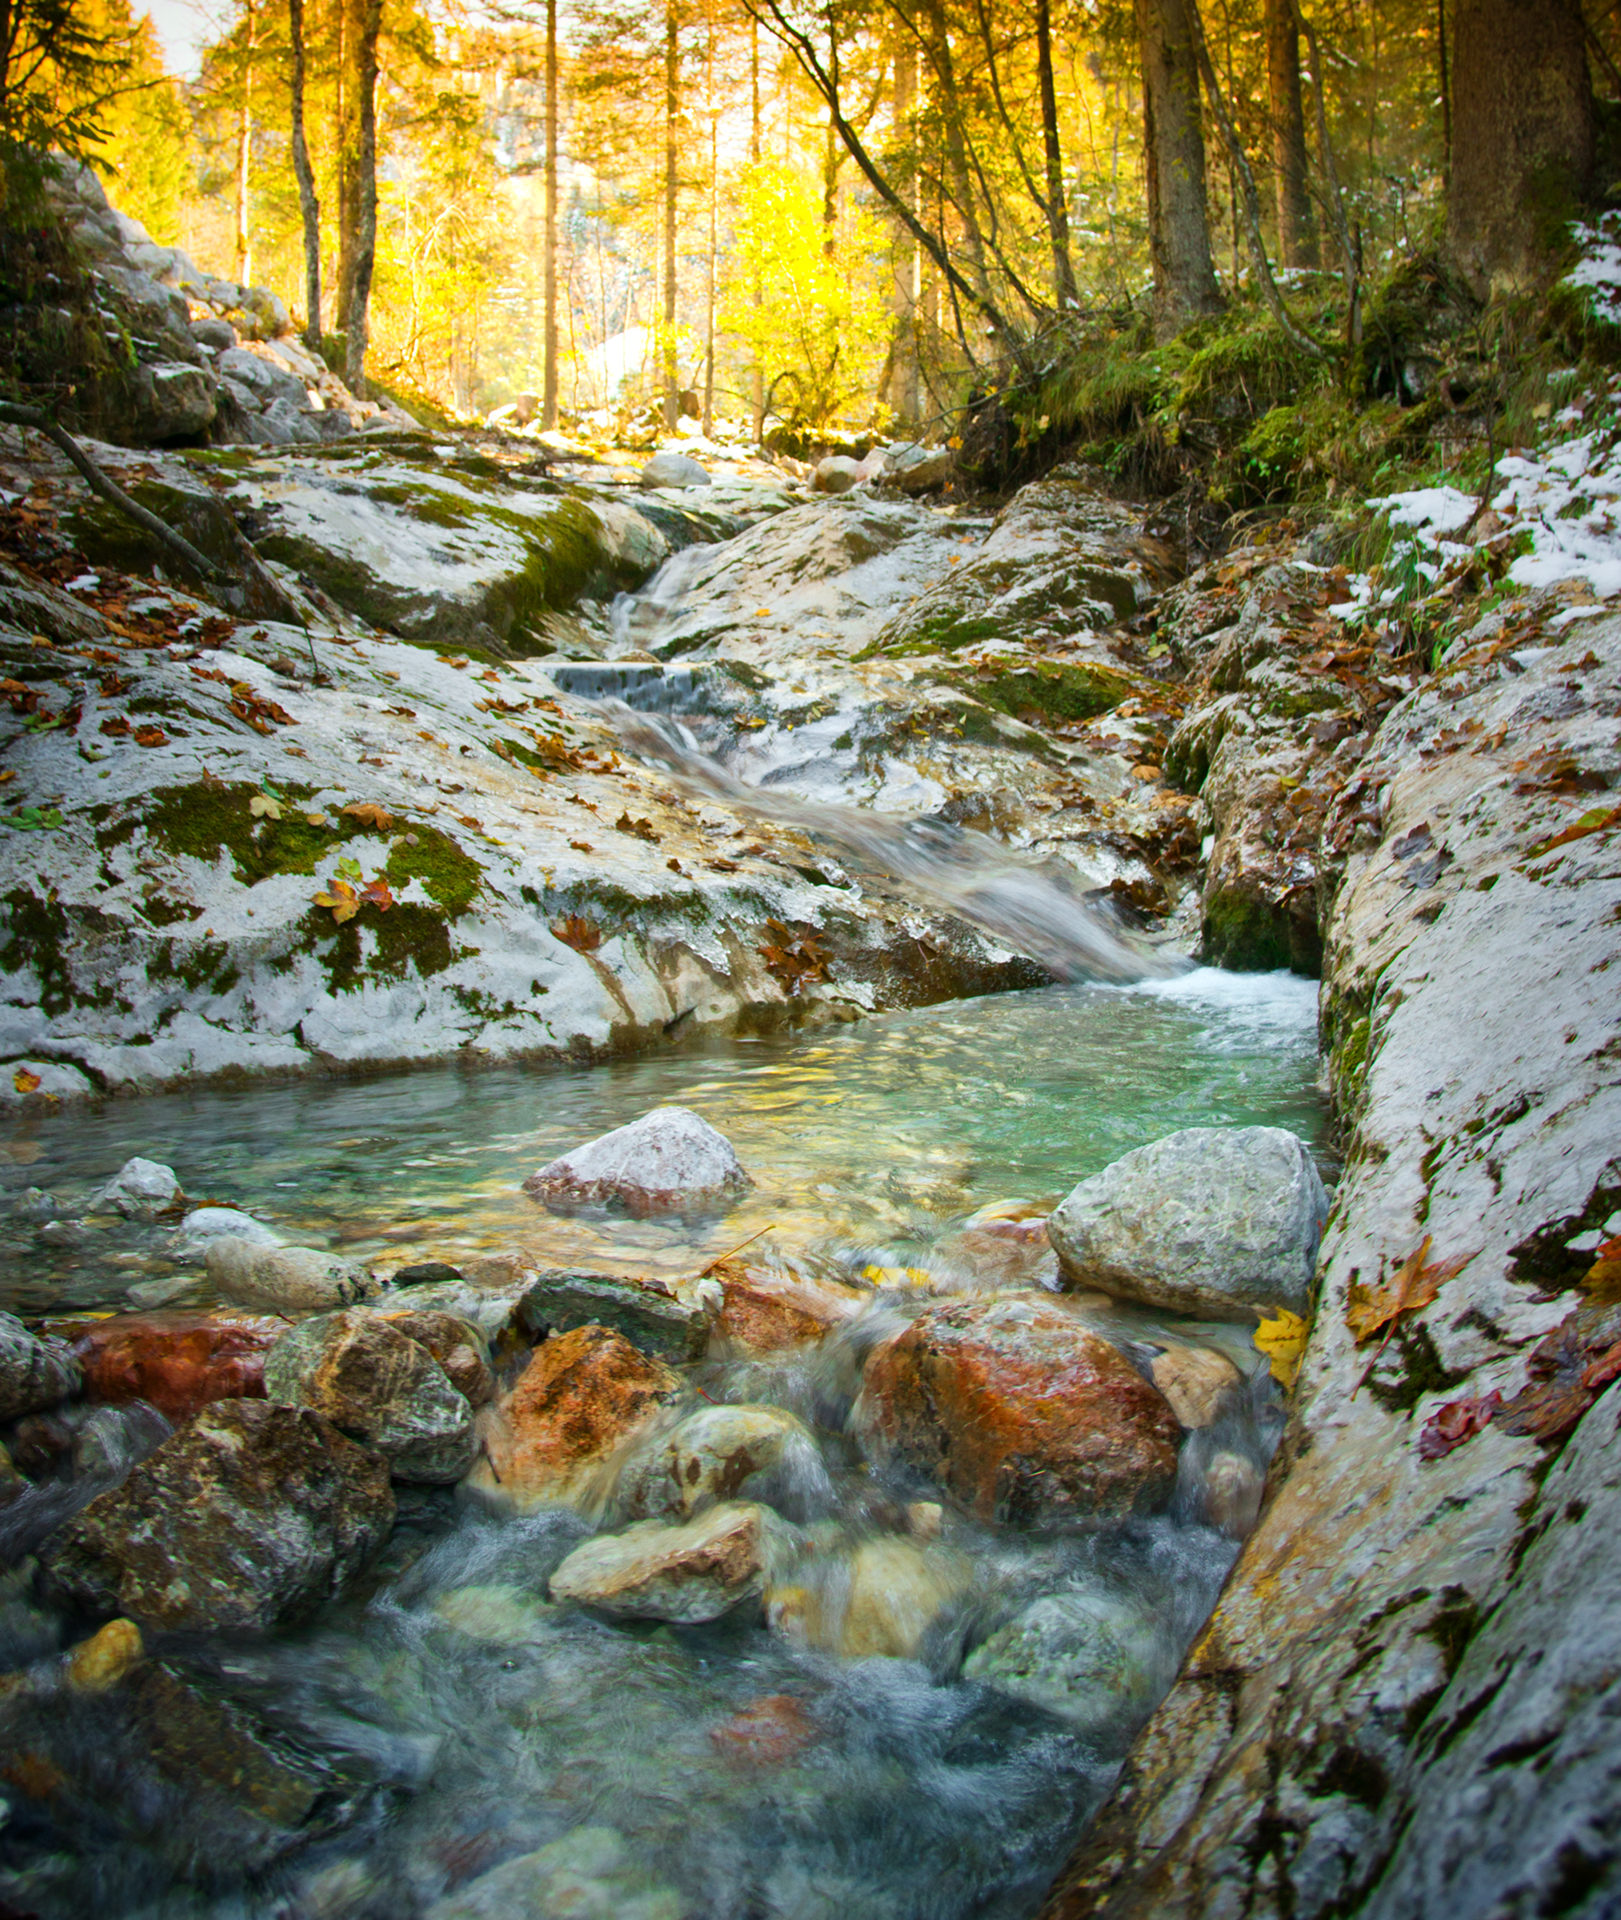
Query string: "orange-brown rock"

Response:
xmin=465 ymin=1324 xmax=680 ymax=1511
xmin=374 ymin=1309 xmax=494 ymax=1406
xmin=71 ymin=1311 xmax=286 ymax=1423
xmin=709 ymin=1260 xmax=862 ymax=1354
xmin=859 ymin=1295 xmax=1180 ymax=1524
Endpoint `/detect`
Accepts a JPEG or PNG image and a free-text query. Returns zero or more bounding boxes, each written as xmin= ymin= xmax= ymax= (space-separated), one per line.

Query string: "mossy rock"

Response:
xmin=935 ymin=658 xmax=1144 ymax=726
xmin=101 ymin=781 xmax=333 ymax=885
xmin=63 ymin=476 xmax=287 ymax=619
xmin=1201 ymin=882 xmax=1321 ymax=977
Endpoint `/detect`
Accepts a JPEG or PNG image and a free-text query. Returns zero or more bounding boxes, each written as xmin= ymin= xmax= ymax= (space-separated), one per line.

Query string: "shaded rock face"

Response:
xmin=372 ymin=1308 xmax=494 ymax=1407
xmin=40 ymin=1399 xmax=394 ymax=1632
xmin=616 ymin=1403 xmax=830 ymax=1522
xmin=859 ymin=1296 xmax=1181 ymax=1523
xmin=524 ymin=1105 xmax=753 ymax=1216
xmin=517 ymin=1268 xmax=714 ymax=1363
xmin=262 ymin=1308 xmax=478 ymax=1484
xmin=1039 ymin=621 xmax=1621 ymax=1917
xmin=548 ymin=1500 xmax=786 ymax=1622
xmin=1047 ymin=1126 xmax=1329 ymax=1319
xmin=206 ymin=1240 xmax=377 ymax=1316
xmin=465 ymin=1324 xmax=681 ymax=1511
xmin=71 ymin=1310 xmax=284 ymax=1422
xmin=0 ymin=1313 xmax=81 ymax=1421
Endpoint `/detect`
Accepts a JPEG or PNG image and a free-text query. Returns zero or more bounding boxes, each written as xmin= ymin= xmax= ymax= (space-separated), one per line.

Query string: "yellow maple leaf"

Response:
xmin=342 ymin=802 xmax=393 ymax=829
xmin=248 ymin=793 xmax=283 ymax=820
xmin=12 ymin=1066 xmax=41 ymax=1094
xmin=1346 ymin=1236 xmax=1474 ymax=1350
xmin=1254 ymin=1307 xmax=1310 ymax=1389
xmin=312 ymin=879 xmax=360 ymax=923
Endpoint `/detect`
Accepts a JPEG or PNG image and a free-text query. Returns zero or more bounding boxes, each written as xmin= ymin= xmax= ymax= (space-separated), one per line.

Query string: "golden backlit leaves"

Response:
xmin=1254 ymin=1308 xmax=1309 ymax=1389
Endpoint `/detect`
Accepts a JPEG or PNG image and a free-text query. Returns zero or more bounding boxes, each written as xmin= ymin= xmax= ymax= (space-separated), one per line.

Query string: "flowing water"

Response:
xmin=0 ymin=969 xmax=1325 ymax=1920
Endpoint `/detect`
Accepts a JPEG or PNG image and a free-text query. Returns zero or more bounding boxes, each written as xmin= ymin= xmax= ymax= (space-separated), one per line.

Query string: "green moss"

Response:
xmin=943 ymin=658 xmax=1142 ymax=725
xmin=147 ymin=937 xmax=241 ymax=996
xmin=317 ymin=904 xmax=457 ymax=992
xmin=858 ymin=611 xmax=1003 ymax=661
xmin=0 ymin=887 xmax=73 ymax=1017
xmin=122 ymin=782 xmax=337 ymax=886
xmin=382 ymin=827 xmax=483 ymax=916
xmin=1265 ymin=686 xmax=1347 ymax=720
xmin=1202 ymin=886 xmax=1322 ymax=977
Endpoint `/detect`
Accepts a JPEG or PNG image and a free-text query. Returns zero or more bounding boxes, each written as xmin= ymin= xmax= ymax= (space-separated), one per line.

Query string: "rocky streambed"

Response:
xmin=0 ymin=403 xmax=1618 ymax=1915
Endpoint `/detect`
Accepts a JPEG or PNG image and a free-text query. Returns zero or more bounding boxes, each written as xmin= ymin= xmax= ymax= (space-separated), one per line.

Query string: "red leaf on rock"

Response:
xmin=1418 ymin=1391 xmax=1502 ymax=1460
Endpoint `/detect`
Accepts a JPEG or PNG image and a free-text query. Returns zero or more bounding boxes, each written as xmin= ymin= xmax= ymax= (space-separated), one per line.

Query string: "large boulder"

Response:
xmin=616 ymin=1402 xmax=829 ymax=1521
xmin=262 ymin=1308 xmax=478 ymax=1483
xmin=464 ymin=1324 xmax=680 ymax=1511
xmin=71 ymin=1309 xmax=284 ymax=1422
xmin=1046 ymin=1125 xmax=1329 ymax=1319
xmin=518 ymin=1268 xmax=714 ymax=1363
xmin=523 ymin=1105 xmax=753 ymax=1216
xmin=39 ymin=1400 xmax=393 ymax=1632
xmin=812 ymin=455 xmax=864 ymax=494
xmin=548 ymin=1500 xmax=789 ymax=1622
xmin=0 ymin=1313 xmax=80 ymax=1420
xmin=206 ymin=1238 xmax=378 ymax=1316
xmin=858 ymin=1295 xmax=1181 ymax=1523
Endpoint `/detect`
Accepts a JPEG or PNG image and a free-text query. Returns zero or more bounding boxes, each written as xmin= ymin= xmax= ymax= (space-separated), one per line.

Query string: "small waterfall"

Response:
xmin=601 ymin=699 xmax=1178 ymax=984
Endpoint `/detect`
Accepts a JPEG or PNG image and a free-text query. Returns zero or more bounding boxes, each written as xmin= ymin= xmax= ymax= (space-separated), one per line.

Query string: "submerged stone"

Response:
xmin=71 ymin=1308 xmax=284 ymax=1422
xmin=963 ymin=1590 xmax=1160 ymax=1737
xmin=548 ymin=1500 xmax=789 ymax=1622
xmin=426 ymin=1826 xmax=685 ymax=1920
xmin=523 ymin=1105 xmax=754 ymax=1216
xmin=1047 ymin=1125 xmax=1329 ymax=1319
xmin=616 ymin=1402 xmax=829 ymax=1522
xmin=858 ymin=1294 xmax=1180 ymax=1524
xmin=1149 ymin=1344 xmax=1244 ymax=1428
xmin=40 ymin=1399 xmax=394 ymax=1632
xmin=206 ymin=1238 xmax=379 ymax=1316
xmin=0 ymin=1314 xmax=81 ymax=1422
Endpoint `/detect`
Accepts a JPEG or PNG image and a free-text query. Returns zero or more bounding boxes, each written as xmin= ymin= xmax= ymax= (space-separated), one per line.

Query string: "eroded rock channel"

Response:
xmin=0 ymin=437 xmax=1617 ymax=1919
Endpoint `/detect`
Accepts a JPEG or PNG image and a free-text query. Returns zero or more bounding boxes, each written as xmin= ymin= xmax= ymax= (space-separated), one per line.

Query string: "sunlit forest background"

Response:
xmin=81 ymin=0 xmax=1611 ymax=434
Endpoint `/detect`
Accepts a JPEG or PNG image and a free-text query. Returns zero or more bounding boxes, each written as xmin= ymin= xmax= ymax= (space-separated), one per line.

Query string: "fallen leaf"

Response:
xmin=1527 ymin=804 xmax=1621 ymax=858
xmin=99 ymin=716 xmax=130 ymax=737
xmin=359 ymin=877 xmax=393 ymax=911
xmin=1417 ymin=1390 xmax=1502 ymax=1460
xmin=1346 ymin=1237 xmax=1474 ymax=1351
xmin=313 ymin=879 xmax=360 ymax=923
xmin=568 ymin=839 xmax=593 ymax=852
xmin=616 ymin=812 xmax=660 ymax=843
xmin=552 ymin=913 xmax=601 ymax=952
xmin=1497 ymin=1320 xmax=1608 ymax=1443
xmin=667 ymin=857 xmax=683 ymax=872
xmin=1254 ymin=1307 xmax=1310 ymax=1389
xmin=248 ymin=794 xmax=283 ymax=820
xmin=12 ymin=1068 xmax=40 ymax=1094
xmin=336 ymin=856 xmax=363 ymax=882
xmin=0 ymin=771 xmax=12 ymax=785
xmin=133 ymin=727 xmax=168 ymax=748
xmin=342 ymin=802 xmax=393 ymax=829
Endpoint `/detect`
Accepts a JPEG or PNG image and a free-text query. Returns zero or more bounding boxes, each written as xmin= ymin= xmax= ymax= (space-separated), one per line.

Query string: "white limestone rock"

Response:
xmin=524 ymin=1104 xmax=753 ymax=1216
xmin=205 ymin=1237 xmax=377 ymax=1315
xmin=641 ymin=451 xmax=711 ymax=488
xmin=548 ymin=1501 xmax=790 ymax=1623
xmin=91 ymin=1157 xmax=181 ymax=1219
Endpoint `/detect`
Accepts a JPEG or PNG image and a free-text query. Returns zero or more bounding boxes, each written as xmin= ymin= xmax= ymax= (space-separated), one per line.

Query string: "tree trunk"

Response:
xmin=340 ymin=0 xmax=381 ymax=388
xmin=289 ymin=0 xmax=321 ymax=345
xmin=1449 ymin=0 xmax=1591 ymax=293
xmin=917 ymin=0 xmax=990 ymax=305
xmin=749 ymin=14 xmax=764 ymax=441
xmin=887 ymin=33 xmax=921 ymax=422
xmin=543 ymin=0 xmax=559 ymax=427
xmin=1137 ymin=0 xmax=1223 ymax=339
xmin=1035 ymin=0 xmax=1076 ymax=307
xmin=662 ymin=0 xmax=679 ymax=433
xmin=234 ymin=0 xmax=256 ymax=286
xmin=1265 ymin=0 xmax=1315 ymax=267
xmin=1437 ymin=0 xmax=1451 ymax=190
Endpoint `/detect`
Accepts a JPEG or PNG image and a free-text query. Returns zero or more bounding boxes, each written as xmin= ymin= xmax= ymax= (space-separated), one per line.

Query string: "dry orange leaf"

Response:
xmin=551 ymin=913 xmax=602 ymax=953
xmin=342 ymin=802 xmax=393 ymax=830
xmin=133 ymin=726 xmax=168 ymax=748
xmin=12 ymin=1067 xmax=40 ymax=1094
xmin=1347 ymin=1235 xmax=1474 ymax=1357
xmin=359 ymin=877 xmax=393 ymax=911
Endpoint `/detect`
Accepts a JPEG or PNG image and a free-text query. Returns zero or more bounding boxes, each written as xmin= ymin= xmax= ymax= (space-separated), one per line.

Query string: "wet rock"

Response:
xmin=858 ymin=1295 xmax=1180 ymax=1523
xmin=813 ymin=455 xmax=863 ymax=494
xmin=39 ymin=1399 xmax=394 ymax=1632
xmin=641 ymin=451 xmax=711 ymax=488
xmin=0 ymin=1439 xmax=24 ymax=1505
xmin=1150 ymin=1344 xmax=1244 ymax=1428
xmin=465 ymin=1324 xmax=681 ymax=1511
xmin=427 ymin=1826 xmax=685 ymax=1920
xmin=883 ymin=445 xmax=954 ymax=494
xmin=963 ymin=1590 xmax=1158 ymax=1737
xmin=523 ymin=1105 xmax=753 ymax=1216
xmin=517 ymin=1268 xmax=714 ymax=1363
xmin=206 ymin=1238 xmax=378 ymax=1315
xmin=11 ymin=1187 xmax=57 ymax=1224
xmin=71 ymin=1309 xmax=284 ymax=1422
xmin=1047 ymin=1126 xmax=1329 ymax=1319
xmin=833 ymin=1537 xmax=971 ymax=1659
xmin=617 ymin=1403 xmax=829 ymax=1521
xmin=65 ymin=1616 xmax=143 ymax=1692
xmin=548 ymin=1500 xmax=788 ymax=1622
xmin=391 ymin=1260 xmax=466 ymax=1288
xmin=91 ymin=1155 xmax=180 ymax=1218
xmin=171 ymin=1205 xmax=283 ymax=1258
xmin=0 ymin=1315 xmax=81 ymax=1421
xmin=263 ymin=1308 xmax=478 ymax=1484
xmin=1201 ymin=1449 xmax=1264 ymax=1539
xmin=708 ymin=1261 xmax=863 ymax=1352
xmin=372 ymin=1308 xmax=494 ymax=1407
